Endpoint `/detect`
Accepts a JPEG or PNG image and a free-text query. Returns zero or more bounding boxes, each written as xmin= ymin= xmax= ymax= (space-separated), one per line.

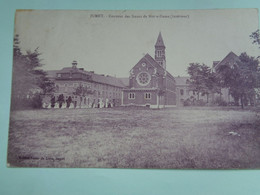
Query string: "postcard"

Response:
xmin=8 ymin=9 xmax=260 ymax=168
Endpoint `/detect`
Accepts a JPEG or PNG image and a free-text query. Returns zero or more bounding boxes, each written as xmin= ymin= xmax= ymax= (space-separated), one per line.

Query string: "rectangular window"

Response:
xmin=128 ymin=93 xmax=135 ymax=99
xmin=144 ymin=93 xmax=151 ymax=99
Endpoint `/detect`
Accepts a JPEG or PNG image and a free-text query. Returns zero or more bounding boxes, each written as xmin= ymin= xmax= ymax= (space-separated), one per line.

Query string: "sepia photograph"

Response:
xmin=7 ymin=9 xmax=260 ymax=168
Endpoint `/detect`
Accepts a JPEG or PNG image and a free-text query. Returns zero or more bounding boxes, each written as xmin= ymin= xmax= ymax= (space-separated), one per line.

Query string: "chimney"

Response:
xmin=72 ymin=60 xmax=78 ymax=69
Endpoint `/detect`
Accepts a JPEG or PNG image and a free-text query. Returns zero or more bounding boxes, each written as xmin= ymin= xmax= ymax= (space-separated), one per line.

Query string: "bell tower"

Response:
xmin=154 ymin=32 xmax=166 ymax=69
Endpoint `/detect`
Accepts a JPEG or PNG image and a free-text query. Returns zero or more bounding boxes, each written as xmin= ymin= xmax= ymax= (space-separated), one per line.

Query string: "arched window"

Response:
xmin=144 ymin=93 xmax=151 ymax=99
xmin=128 ymin=93 xmax=135 ymax=99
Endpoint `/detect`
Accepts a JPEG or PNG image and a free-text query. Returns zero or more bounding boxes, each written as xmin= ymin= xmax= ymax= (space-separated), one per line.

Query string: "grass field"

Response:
xmin=7 ymin=107 xmax=260 ymax=169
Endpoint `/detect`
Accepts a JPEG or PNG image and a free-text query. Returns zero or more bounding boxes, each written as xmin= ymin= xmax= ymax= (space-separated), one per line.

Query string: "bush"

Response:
xmin=183 ymin=99 xmax=192 ymax=106
xmin=214 ymin=97 xmax=228 ymax=106
xmin=11 ymin=93 xmax=43 ymax=110
xmin=31 ymin=93 xmax=43 ymax=108
xmin=183 ymin=98 xmax=206 ymax=106
xmin=194 ymin=99 xmax=207 ymax=106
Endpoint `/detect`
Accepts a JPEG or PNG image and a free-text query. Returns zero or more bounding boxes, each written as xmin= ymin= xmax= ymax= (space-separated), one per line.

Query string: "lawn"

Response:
xmin=7 ymin=107 xmax=260 ymax=169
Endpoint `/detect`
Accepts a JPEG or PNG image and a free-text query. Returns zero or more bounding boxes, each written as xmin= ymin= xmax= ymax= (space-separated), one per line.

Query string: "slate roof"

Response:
xmin=46 ymin=67 xmax=128 ymax=88
xmin=143 ymin=53 xmax=165 ymax=72
xmin=57 ymin=67 xmax=86 ymax=74
xmin=142 ymin=53 xmax=175 ymax=81
xmin=90 ymin=73 xmax=128 ymax=88
xmin=155 ymin=32 xmax=165 ymax=47
xmin=118 ymin=77 xmax=129 ymax=87
xmin=46 ymin=70 xmax=59 ymax=78
xmin=214 ymin=51 xmax=240 ymax=70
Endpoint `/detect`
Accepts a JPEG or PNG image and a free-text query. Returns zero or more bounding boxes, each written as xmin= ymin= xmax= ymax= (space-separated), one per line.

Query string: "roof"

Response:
xmin=57 ymin=67 xmax=86 ymax=74
xmin=118 ymin=77 xmax=129 ymax=87
xmin=214 ymin=51 xmax=240 ymax=70
xmin=90 ymin=74 xmax=128 ymax=88
xmin=46 ymin=67 xmax=128 ymax=88
xmin=142 ymin=53 xmax=175 ymax=81
xmin=212 ymin=61 xmax=220 ymax=68
xmin=175 ymin=76 xmax=190 ymax=86
xmin=145 ymin=53 xmax=175 ymax=79
xmin=155 ymin=32 xmax=165 ymax=47
xmin=46 ymin=70 xmax=59 ymax=78
xmin=143 ymin=53 xmax=165 ymax=72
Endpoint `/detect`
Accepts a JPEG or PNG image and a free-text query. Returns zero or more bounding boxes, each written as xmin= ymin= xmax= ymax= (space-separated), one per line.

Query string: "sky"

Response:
xmin=15 ymin=9 xmax=259 ymax=77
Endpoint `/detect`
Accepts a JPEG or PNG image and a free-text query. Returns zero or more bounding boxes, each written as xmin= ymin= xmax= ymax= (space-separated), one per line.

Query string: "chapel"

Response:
xmin=122 ymin=33 xmax=177 ymax=108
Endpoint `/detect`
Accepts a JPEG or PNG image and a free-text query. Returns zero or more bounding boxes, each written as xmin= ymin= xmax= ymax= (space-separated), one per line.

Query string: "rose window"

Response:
xmin=137 ymin=72 xmax=151 ymax=86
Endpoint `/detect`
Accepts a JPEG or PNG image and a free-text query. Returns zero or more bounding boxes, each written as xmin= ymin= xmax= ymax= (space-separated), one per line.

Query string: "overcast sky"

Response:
xmin=15 ymin=9 xmax=259 ymax=77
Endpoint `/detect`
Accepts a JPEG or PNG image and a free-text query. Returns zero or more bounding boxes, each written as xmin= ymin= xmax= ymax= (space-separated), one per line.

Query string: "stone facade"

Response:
xmin=45 ymin=62 xmax=128 ymax=108
xmin=44 ymin=37 xmax=238 ymax=109
xmin=122 ymin=33 xmax=177 ymax=108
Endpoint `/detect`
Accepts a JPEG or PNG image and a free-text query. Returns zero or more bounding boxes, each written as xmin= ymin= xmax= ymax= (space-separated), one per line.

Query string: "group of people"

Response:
xmin=42 ymin=96 xmax=115 ymax=109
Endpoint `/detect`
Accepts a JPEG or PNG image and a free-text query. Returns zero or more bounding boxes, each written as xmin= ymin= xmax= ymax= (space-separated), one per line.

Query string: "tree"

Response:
xmin=11 ymin=35 xmax=55 ymax=110
xmin=73 ymin=83 xmax=94 ymax=108
xmin=187 ymin=63 xmax=203 ymax=100
xmin=239 ymin=53 xmax=260 ymax=106
xmin=216 ymin=52 xmax=259 ymax=108
xmin=157 ymin=89 xmax=165 ymax=109
xmin=200 ymin=64 xmax=221 ymax=103
xmin=250 ymin=30 xmax=260 ymax=103
xmin=187 ymin=63 xmax=218 ymax=102
xmin=250 ymin=29 xmax=260 ymax=49
xmin=13 ymin=34 xmax=22 ymax=57
xmin=36 ymin=70 xmax=56 ymax=94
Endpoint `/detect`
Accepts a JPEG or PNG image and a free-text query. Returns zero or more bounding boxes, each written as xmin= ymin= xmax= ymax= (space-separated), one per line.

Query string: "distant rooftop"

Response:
xmin=46 ymin=67 xmax=128 ymax=88
xmin=214 ymin=51 xmax=239 ymax=70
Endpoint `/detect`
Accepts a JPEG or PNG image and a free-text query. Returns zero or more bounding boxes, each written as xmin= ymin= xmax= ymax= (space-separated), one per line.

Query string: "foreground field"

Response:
xmin=8 ymin=107 xmax=260 ymax=169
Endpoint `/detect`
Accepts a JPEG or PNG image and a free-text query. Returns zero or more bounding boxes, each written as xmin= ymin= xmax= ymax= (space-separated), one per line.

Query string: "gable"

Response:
xmin=130 ymin=53 xmax=165 ymax=77
xmin=215 ymin=52 xmax=240 ymax=69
